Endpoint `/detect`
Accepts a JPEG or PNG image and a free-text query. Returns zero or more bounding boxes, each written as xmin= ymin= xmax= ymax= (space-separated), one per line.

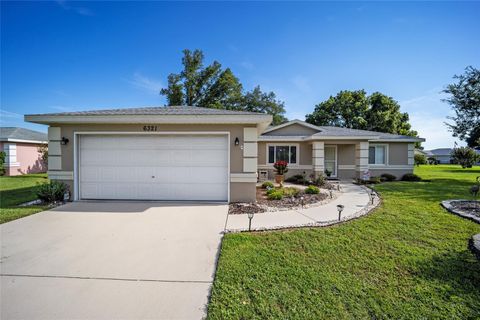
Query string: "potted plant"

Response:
xmin=324 ymin=169 xmax=332 ymax=178
xmin=273 ymin=160 xmax=288 ymax=186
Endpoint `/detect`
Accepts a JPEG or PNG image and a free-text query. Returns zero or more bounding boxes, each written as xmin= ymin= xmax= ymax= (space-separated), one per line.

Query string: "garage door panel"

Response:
xmin=79 ymin=134 xmax=228 ymax=201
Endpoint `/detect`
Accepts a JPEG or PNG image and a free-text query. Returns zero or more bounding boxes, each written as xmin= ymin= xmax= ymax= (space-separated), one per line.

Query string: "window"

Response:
xmin=369 ymin=145 xmax=387 ymax=165
xmin=268 ymin=145 xmax=297 ymax=164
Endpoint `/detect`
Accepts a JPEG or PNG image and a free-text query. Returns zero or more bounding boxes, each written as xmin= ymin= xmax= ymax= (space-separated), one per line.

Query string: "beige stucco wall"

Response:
xmin=388 ymin=143 xmax=408 ymax=165
xmin=263 ymin=123 xmax=319 ymax=136
xmin=50 ymin=123 xmax=256 ymax=202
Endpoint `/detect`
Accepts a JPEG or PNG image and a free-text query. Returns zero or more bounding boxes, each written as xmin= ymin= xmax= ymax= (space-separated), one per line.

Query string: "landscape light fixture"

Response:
xmin=300 ymin=196 xmax=305 ymax=209
xmin=371 ymin=191 xmax=377 ymax=205
xmin=60 ymin=137 xmax=69 ymax=145
xmin=337 ymin=204 xmax=344 ymax=221
xmin=247 ymin=212 xmax=254 ymax=231
xmin=329 ymin=189 xmax=333 ymax=199
xmin=234 ymin=137 xmax=240 ymax=146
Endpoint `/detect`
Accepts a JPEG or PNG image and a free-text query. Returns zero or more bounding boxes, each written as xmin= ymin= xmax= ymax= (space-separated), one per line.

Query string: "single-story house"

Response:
xmin=425 ymin=148 xmax=453 ymax=164
xmin=25 ymin=106 xmax=424 ymax=202
xmin=0 ymin=127 xmax=48 ymax=176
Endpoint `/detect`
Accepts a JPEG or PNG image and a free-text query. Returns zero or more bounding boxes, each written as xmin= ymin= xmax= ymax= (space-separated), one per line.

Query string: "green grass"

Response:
xmin=0 ymin=173 xmax=49 ymax=224
xmin=208 ymin=165 xmax=480 ymax=319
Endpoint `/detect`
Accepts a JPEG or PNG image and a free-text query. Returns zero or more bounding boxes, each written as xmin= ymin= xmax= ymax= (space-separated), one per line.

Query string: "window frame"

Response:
xmin=368 ymin=143 xmax=389 ymax=166
xmin=266 ymin=143 xmax=300 ymax=166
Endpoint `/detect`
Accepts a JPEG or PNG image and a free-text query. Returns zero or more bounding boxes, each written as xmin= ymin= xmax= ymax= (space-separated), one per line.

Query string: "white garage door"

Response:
xmin=78 ymin=134 xmax=229 ymax=201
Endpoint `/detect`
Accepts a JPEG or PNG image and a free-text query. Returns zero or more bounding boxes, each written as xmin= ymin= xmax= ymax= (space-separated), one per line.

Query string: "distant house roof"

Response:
xmin=0 ymin=127 xmax=47 ymax=143
xmin=427 ymin=148 xmax=453 ymax=156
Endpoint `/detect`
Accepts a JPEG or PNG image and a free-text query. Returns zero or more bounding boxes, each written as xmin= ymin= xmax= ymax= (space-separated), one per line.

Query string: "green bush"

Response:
xmin=0 ymin=151 xmax=6 ymax=176
xmin=451 ymin=147 xmax=479 ymax=168
xmin=381 ymin=173 xmax=396 ymax=181
xmin=36 ymin=181 xmax=68 ymax=203
xmin=262 ymin=181 xmax=274 ymax=189
xmin=313 ymin=174 xmax=326 ymax=187
xmin=267 ymin=190 xmax=283 ymax=200
xmin=401 ymin=173 xmax=422 ymax=182
xmin=282 ymin=187 xmax=300 ymax=198
xmin=414 ymin=153 xmax=427 ymax=166
xmin=305 ymin=185 xmax=320 ymax=194
xmin=369 ymin=176 xmax=382 ymax=184
xmin=285 ymin=174 xmax=305 ymax=184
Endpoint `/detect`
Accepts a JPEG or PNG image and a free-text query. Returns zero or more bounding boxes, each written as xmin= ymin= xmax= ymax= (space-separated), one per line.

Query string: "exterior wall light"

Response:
xmin=234 ymin=137 xmax=240 ymax=146
xmin=60 ymin=137 xmax=69 ymax=145
xmin=337 ymin=204 xmax=344 ymax=221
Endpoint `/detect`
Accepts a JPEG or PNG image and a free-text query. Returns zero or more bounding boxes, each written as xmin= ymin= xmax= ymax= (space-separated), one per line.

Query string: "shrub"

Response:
xmin=414 ymin=153 xmax=427 ymax=166
xmin=285 ymin=174 xmax=305 ymax=184
xmin=267 ymin=190 xmax=283 ymax=200
xmin=266 ymin=187 xmax=276 ymax=195
xmin=380 ymin=173 xmax=396 ymax=181
xmin=262 ymin=181 xmax=274 ymax=189
xmin=451 ymin=147 xmax=479 ymax=168
xmin=36 ymin=181 xmax=68 ymax=203
xmin=0 ymin=151 xmax=5 ymax=176
xmin=401 ymin=173 xmax=422 ymax=182
xmin=282 ymin=187 xmax=300 ymax=198
xmin=305 ymin=185 xmax=320 ymax=194
xmin=313 ymin=174 xmax=326 ymax=187
xmin=369 ymin=176 xmax=382 ymax=184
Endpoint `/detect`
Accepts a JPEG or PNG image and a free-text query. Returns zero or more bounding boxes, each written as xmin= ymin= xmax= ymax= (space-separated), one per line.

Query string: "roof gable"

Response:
xmin=262 ymin=120 xmax=321 ymax=136
xmin=0 ymin=127 xmax=47 ymax=143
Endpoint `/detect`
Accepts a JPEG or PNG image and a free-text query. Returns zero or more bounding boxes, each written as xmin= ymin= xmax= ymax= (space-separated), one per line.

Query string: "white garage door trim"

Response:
xmin=73 ymin=131 xmax=230 ymax=202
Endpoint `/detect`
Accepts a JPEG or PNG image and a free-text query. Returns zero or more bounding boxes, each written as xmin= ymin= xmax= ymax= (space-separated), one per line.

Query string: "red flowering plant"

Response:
xmin=273 ymin=160 xmax=289 ymax=175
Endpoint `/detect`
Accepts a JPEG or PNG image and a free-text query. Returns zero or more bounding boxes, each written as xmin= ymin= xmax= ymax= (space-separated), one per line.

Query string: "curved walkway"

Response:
xmin=225 ymin=183 xmax=380 ymax=232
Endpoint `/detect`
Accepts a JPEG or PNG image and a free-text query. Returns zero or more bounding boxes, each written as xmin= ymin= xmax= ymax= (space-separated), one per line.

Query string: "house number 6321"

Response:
xmin=143 ymin=125 xmax=157 ymax=131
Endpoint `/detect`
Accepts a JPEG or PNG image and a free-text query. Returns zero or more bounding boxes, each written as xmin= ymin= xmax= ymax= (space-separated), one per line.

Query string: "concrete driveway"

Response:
xmin=1 ymin=201 xmax=228 ymax=319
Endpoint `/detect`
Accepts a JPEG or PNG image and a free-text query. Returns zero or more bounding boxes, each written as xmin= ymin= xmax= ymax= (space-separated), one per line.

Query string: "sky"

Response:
xmin=1 ymin=1 xmax=479 ymax=149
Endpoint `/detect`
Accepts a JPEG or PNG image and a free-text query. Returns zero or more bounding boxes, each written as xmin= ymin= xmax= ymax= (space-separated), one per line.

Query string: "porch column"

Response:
xmin=312 ymin=141 xmax=324 ymax=177
xmin=355 ymin=141 xmax=369 ymax=178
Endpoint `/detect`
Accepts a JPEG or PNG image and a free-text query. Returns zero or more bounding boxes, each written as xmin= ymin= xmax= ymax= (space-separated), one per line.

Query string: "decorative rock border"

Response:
xmin=440 ymin=200 xmax=480 ymax=224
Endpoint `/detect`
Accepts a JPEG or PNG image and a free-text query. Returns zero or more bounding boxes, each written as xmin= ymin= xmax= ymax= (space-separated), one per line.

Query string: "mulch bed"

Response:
xmin=228 ymin=187 xmax=329 ymax=215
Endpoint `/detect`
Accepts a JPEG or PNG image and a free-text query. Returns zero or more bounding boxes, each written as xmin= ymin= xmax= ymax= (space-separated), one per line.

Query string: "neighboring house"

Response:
xmin=25 ymin=107 xmax=424 ymax=202
xmin=0 ymin=127 xmax=48 ymax=176
xmin=426 ymin=148 xmax=453 ymax=164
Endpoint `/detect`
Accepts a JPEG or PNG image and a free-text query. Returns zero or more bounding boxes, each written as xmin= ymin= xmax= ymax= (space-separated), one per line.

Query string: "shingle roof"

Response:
xmin=427 ymin=148 xmax=452 ymax=155
xmin=27 ymin=106 xmax=265 ymax=116
xmin=313 ymin=126 xmax=422 ymax=140
xmin=0 ymin=127 xmax=47 ymax=142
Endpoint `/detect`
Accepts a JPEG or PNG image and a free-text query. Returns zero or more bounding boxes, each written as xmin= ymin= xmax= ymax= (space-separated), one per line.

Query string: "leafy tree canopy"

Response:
xmin=443 ymin=66 xmax=480 ymax=148
xmin=305 ymin=90 xmax=418 ymax=137
xmin=160 ymin=49 xmax=287 ymax=125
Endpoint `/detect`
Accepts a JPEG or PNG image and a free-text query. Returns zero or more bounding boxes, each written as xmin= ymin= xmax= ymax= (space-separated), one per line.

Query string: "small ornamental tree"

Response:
xmin=273 ymin=160 xmax=288 ymax=175
xmin=414 ymin=153 xmax=427 ymax=166
xmin=451 ymin=147 xmax=479 ymax=168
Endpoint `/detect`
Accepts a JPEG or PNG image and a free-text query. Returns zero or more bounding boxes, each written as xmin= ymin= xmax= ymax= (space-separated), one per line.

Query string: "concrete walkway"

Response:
xmin=225 ymin=183 xmax=379 ymax=232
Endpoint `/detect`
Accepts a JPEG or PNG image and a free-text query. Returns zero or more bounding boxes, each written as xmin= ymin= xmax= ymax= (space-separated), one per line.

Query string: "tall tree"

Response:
xmin=160 ymin=49 xmax=287 ymax=124
xmin=443 ymin=66 xmax=480 ymax=147
xmin=243 ymin=86 xmax=288 ymax=125
xmin=305 ymin=90 xmax=417 ymax=137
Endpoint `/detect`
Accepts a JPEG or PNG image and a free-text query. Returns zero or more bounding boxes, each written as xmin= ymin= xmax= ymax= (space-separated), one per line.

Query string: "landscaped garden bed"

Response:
xmin=441 ymin=200 xmax=480 ymax=223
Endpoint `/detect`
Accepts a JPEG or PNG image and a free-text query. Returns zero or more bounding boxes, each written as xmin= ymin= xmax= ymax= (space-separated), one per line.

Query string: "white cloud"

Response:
xmin=56 ymin=0 xmax=93 ymax=16
xmin=0 ymin=109 xmax=23 ymax=119
xmin=127 ymin=72 xmax=163 ymax=94
xmin=291 ymin=75 xmax=311 ymax=93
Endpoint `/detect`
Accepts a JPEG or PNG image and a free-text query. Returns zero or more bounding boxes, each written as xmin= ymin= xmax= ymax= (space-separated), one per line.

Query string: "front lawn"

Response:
xmin=208 ymin=165 xmax=480 ymax=319
xmin=0 ymin=173 xmax=49 ymax=224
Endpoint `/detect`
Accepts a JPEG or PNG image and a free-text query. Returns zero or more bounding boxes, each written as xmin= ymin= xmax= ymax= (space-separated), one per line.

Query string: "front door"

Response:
xmin=324 ymin=145 xmax=337 ymax=178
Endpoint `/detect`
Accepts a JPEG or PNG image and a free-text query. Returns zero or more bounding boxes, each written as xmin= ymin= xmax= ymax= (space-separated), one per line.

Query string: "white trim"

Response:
xmin=48 ymin=141 xmax=61 ymax=156
xmin=230 ymin=173 xmax=257 ymax=183
xmin=262 ymin=119 xmax=321 ymax=134
xmin=73 ymin=131 xmax=231 ymax=202
xmin=3 ymin=143 xmax=17 ymax=165
xmin=307 ymin=136 xmax=379 ymax=141
xmin=338 ymin=165 xmax=355 ymax=170
xmin=257 ymin=164 xmax=312 ymax=170
xmin=368 ymin=143 xmax=389 ymax=166
xmin=48 ymin=170 xmax=74 ymax=180
xmin=243 ymin=127 xmax=258 ymax=142
xmin=265 ymin=143 xmax=300 ymax=166
xmin=0 ymin=138 xmax=47 ymax=144
xmin=243 ymin=142 xmax=257 ymax=157
xmin=374 ymin=138 xmax=425 ymax=142
xmin=48 ymin=127 xmax=61 ymax=140
xmin=243 ymin=158 xmax=257 ymax=173
xmin=258 ymin=136 xmax=306 ymax=142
